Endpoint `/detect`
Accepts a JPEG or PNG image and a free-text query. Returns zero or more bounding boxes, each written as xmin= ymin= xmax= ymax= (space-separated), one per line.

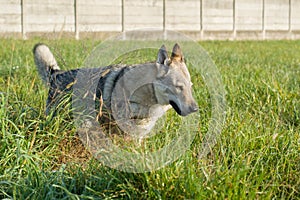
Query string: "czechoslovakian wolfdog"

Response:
xmin=33 ymin=43 xmax=198 ymax=139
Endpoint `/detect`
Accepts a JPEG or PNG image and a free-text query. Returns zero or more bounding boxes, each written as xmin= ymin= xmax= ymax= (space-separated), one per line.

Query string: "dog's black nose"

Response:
xmin=190 ymin=104 xmax=198 ymax=113
xmin=192 ymin=106 xmax=198 ymax=112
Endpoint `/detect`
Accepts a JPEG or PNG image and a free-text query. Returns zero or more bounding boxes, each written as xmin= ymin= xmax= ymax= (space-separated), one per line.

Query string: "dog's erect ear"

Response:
xmin=157 ymin=45 xmax=169 ymax=64
xmin=171 ymin=43 xmax=183 ymax=62
xmin=156 ymin=45 xmax=170 ymax=77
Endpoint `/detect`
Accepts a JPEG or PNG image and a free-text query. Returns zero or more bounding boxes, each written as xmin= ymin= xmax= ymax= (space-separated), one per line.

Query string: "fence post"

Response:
xmin=233 ymin=0 xmax=236 ymax=39
xmin=163 ymin=0 xmax=166 ymax=39
xmin=200 ymin=0 xmax=203 ymax=39
xmin=122 ymin=0 xmax=125 ymax=32
xmin=289 ymin=0 xmax=292 ymax=37
xmin=21 ymin=0 xmax=26 ymax=39
xmin=74 ymin=0 xmax=79 ymax=39
xmin=262 ymin=0 xmax=265 ymax=40
xmin=121 ymin=0 xmax=126 ymax=39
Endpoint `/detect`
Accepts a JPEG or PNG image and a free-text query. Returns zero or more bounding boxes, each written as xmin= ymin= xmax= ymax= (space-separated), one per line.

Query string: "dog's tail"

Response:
xmin=33 ymin=43 xmax=60 ymax=85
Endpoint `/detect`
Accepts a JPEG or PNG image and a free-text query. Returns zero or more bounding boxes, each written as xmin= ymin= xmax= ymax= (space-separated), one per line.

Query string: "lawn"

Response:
xmin=0 ymin=38 xmax=299 ymax=199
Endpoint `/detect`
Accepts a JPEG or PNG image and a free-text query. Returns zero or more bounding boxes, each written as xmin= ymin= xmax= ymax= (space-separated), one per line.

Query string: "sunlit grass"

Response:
xmin=0 ymin=39 xmax=299 ymax=199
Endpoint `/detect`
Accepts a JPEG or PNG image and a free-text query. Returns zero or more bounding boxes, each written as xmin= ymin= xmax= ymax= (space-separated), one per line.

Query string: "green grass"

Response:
xmin=0 ymin=38 xmax=299 ymax=199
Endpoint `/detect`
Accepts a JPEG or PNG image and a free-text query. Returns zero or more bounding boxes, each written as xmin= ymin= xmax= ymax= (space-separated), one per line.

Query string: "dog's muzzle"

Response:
xmin=169 ymin=100 xmax=198 ymax=116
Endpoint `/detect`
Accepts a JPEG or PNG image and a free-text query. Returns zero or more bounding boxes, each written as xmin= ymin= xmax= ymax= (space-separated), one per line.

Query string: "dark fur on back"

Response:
xmin=33 ymin=43 xmax=132 ymax=115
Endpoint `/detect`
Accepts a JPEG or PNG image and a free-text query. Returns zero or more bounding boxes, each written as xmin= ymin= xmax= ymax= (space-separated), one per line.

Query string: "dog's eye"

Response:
xmin=176 ymin=85 xmax=184 ymax=91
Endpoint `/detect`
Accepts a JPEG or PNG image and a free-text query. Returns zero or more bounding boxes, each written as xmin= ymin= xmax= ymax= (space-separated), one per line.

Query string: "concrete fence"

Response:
xmin=1 ymin=0 xmax=300 ymax=40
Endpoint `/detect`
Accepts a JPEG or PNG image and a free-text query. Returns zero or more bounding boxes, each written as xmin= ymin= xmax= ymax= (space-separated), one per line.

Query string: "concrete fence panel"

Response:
xmin=1 ymin=0 xmax=300 ymax=39
xmin=291 ymin=0 xmax=300 ymax=30
xmin=202 ymin=0 xmax=233 ymax=31
xmin=165 ymin=0 xmax=200 ymax=31
xmin=236 ymin=0 xmax=263 ymax=31
xmin=0 ymin=0 xmax=21 ymax=32
xmin=265 ymin=0 xmax=289 ymax=30
xmin=124 ymin=0 xmax=163 ymax=30
xmin=24 ymin=0 xmax=74 ymax=32
xmin=78 ymin=0 xmax=122 ymax=32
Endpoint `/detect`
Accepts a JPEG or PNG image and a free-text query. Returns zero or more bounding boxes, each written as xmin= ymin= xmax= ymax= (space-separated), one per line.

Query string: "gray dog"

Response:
xmin=33 ymin=43 xmax=198 ymax=139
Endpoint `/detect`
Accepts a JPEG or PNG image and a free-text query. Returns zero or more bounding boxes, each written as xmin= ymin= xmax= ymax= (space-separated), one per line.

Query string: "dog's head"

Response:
xmin=154 ymin=44 xmax=198 ymax=116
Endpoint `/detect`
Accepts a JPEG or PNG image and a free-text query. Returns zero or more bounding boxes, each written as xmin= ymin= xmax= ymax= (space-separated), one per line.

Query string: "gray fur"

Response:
xmin=33 ymin=43 xmax=198 ymax=139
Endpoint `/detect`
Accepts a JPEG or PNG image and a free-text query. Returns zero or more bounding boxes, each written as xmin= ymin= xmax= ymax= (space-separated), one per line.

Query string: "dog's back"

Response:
xmin=33 ymin=44 xmax=123 ymax=116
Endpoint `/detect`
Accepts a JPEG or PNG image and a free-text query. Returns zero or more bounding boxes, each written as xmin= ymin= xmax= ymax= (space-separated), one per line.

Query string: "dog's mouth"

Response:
xmin=169 ymin=100 xmax=182 ymax=116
